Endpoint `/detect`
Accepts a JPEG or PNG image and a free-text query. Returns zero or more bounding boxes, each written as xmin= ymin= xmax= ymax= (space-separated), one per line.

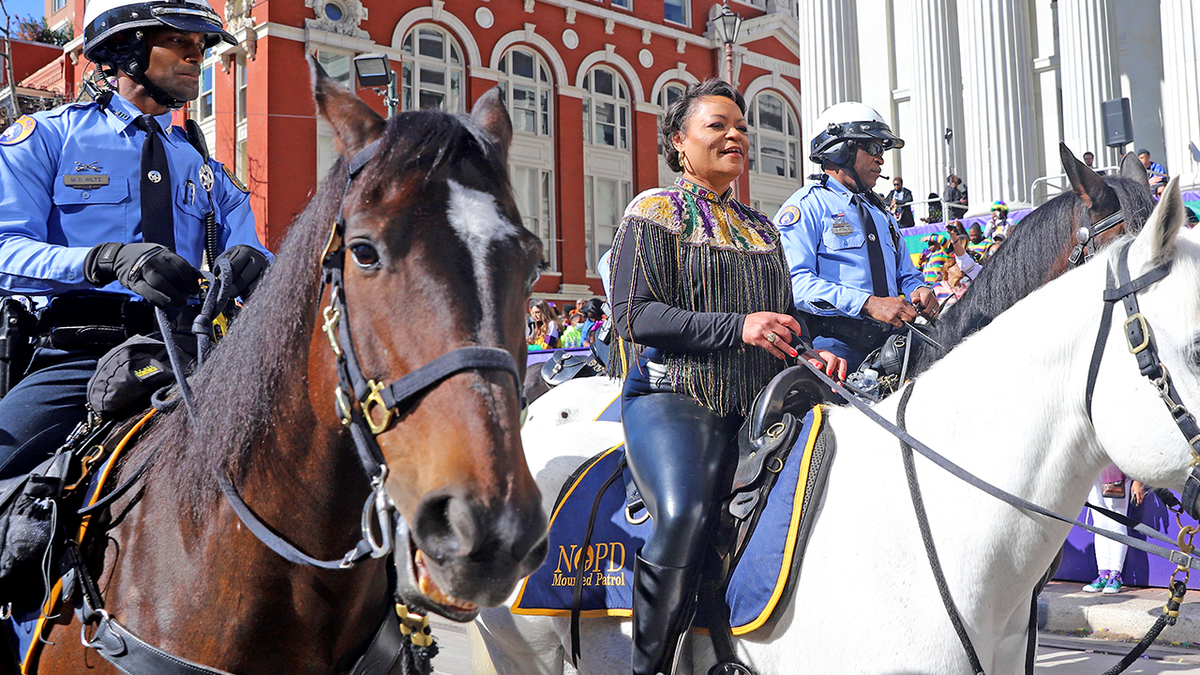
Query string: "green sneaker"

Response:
xmin=1102 ymin=572 xmax=1123 ymax=594
xmin=1082 ymin=573 xmax=1108 ymax=593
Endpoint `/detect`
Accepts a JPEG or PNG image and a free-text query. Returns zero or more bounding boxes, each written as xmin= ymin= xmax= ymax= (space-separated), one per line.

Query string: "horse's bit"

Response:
xmin=218 ymin=138 xmax=523 ymax=571
xmin=1068 ymin=208 xmax=1125 ymax=267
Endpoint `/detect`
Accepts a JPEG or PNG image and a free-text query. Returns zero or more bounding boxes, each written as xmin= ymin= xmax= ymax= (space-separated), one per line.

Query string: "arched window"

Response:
xmin=657 ymin=82 xmax=686 ymax=184
xmin=498 ymin=47 xmax=552 ymax=136
xmin=400 ymin=25 xmax=464 ymax=112
xmin=499 ymin=47 xmax=556 ymax=269
xmin=582 ymin=66 xmax=629 ymax=150
xmin=748 ymin=92 xmax=799 ymax=179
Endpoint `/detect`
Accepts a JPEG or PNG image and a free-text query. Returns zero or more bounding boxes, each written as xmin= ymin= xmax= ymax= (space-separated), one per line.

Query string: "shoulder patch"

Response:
xmin=0 ymin=116 xmax=37 ymax=146
xmin=222 ymin=163 xmax=249 ymax=193
xmin=777 ymin=205 xmax=800 ymax=227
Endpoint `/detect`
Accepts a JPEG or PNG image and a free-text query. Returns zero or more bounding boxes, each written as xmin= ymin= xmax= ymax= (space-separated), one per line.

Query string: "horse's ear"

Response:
xmin=471 ymin=87 xmax=512 ymax=164
xmin=309 ymin=54 xmax=385 ymax=159
xmin=1119 ymin=151 xmax=1150 ymax=186
xmin=1060 ymin=141 xmax=1119 ymax=217
xmin=1134 ymin=176 xmax=1185 ymax=268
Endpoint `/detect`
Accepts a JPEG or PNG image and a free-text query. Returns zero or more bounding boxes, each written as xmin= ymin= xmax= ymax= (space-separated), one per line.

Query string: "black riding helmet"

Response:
xmin=83 ymin=0 xmax=236 ymax=110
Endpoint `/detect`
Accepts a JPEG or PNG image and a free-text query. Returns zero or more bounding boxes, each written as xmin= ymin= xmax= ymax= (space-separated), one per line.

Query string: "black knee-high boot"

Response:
xmin=632 ymin=551 xmax=699 ymax=675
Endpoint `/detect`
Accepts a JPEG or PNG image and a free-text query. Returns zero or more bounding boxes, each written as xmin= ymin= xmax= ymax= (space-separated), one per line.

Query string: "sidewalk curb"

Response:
xmin=1038 ymin=581 xmax=1200 ymax=648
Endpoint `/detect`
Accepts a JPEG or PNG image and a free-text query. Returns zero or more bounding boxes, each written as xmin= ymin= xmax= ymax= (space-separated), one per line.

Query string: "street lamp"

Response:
xmin=713 ymin=2 xmax=742 ymax=88
xmin=353 ymin=53 xmax=397 ymax=118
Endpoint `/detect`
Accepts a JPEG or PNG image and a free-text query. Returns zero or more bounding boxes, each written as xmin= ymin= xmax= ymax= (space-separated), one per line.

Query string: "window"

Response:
xmin=316 ymin=50 xmax=352 ymax=89
xmin=512 ymin=167 xmax=557 ymax=270
xmin=400 ymin=25 xmax=464 ymax=112
xmin=582 ymin=67 xmax=629 ymax=150
xmin=51 ymin=0 xmax=66 ymax=12
xmin=656 ymin=82 xmax=686 ymax=159
xmin=747 ymin=92 xmax=799 ymax=179
xmin=498 ymin=48 xmax=552 ymax=136
xmin=584 ymin=177 xmax=629 ymax=272
xmin=235 ymin=55 xmax=248 ymax=123
xmin=196 ymin=51 xmax=215 ymax=121
xmin=612 ymin=0 xmax=631 ymax=9
xmin=663 ymin=0 xmax=688 ymax=25
xmin=323 ymin=1 xmax=344 ymax=21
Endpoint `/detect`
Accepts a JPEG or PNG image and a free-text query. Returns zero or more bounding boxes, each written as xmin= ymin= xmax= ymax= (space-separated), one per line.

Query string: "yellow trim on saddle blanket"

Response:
xmin=509 ymin=405 xmax=824 ymax=633
xmin=22 ymin=410 xmax=157 ymax=675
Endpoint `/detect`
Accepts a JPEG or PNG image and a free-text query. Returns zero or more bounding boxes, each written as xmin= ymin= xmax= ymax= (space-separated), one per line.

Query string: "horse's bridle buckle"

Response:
xmin=1124 ymin=313 xmax=1150 ymax=354
xmin=322 ymin=305 xmax=343 ymax=357
xmin=363 ymin=379 xmax=394 ymax=435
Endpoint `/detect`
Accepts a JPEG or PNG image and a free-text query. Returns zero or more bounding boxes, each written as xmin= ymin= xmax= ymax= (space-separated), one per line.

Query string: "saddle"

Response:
xmin=846 ymin=332 xmax=909 ymax=399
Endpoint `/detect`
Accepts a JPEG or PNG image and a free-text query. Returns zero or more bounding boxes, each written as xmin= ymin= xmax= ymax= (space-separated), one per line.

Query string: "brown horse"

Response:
xmin=27 ymin=62 xmax=548 ymax=674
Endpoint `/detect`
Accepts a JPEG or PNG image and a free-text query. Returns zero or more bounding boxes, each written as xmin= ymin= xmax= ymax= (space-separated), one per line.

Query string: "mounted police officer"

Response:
xmin=0 ymin=0 xmax=269 ymax=479
xmin=773 ymin=102 xmax=936 ymax=369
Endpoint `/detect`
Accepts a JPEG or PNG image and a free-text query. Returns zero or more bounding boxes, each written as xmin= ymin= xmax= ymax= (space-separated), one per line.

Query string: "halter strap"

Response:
xmin=1084 ymin=241 xmax=1200 ymax=520
xmin=1068 ymin=208 xmax=1125 ymax=267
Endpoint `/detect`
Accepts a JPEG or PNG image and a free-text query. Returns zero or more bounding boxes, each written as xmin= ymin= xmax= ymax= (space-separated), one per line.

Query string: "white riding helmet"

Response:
xmin=809 ymin=101 xmax=904 ymax=165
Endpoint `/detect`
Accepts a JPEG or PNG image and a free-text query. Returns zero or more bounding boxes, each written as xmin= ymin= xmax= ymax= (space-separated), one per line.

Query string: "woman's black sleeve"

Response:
xmin=609 ymin=219 xmax=745 ymax=353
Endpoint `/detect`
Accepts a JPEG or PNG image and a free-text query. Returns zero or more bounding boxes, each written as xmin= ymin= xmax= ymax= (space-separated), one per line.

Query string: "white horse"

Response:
xmin=477 ymin=179 xmax=1200 ymax=674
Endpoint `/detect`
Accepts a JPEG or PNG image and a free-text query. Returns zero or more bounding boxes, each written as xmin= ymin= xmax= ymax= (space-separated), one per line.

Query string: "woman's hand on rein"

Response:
xmin=742 ymin=312 xmax=801 ymax=360
xmin=805 ymin=349 xmax=848 ymax=382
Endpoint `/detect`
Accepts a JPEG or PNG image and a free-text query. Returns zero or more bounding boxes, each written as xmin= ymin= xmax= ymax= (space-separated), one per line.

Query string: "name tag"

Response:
xmin=63 ymin=174 xmax=110 ymax=189
xmin=831 ymin=214 xmax=854 ymax=237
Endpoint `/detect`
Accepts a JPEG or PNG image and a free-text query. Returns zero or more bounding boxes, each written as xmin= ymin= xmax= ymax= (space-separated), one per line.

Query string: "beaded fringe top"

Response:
xmin=611 ymin=178 xmax=793 ymax=415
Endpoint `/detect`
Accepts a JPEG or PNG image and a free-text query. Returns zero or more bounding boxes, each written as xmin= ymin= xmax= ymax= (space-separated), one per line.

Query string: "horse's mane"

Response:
xmin=909 ymin=175 xmax=1155 ymax=376
xmin=147 ymin=107 xmax=507 ymax=508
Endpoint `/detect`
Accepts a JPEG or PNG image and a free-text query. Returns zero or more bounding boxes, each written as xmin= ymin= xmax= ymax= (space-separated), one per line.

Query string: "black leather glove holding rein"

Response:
xmin=84 ymin=242 xmax=200 ymax=308
xmin=214 ymin=244 xmax=269 ymax=300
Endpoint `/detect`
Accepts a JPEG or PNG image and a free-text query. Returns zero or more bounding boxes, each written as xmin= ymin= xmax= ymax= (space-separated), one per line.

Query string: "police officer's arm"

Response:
xmin=775 ymin=200 xmax=871 ymax=318
xmin=0 ymin=121 xmax=95 ymax=294
xmin=609 ymin=218 xmax=747 ymax=353
xmin=210 ymin=160 xmax=272 ymax=298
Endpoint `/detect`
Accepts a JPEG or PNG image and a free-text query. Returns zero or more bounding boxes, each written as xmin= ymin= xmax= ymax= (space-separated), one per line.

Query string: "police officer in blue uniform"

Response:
xmin=0 ymin=0 xmax=270 ymax=479
xmin=774 ymin=102 xmax=936 ymax=369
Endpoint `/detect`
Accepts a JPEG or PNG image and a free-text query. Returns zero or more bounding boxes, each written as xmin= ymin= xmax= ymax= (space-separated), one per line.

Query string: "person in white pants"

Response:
xmin=1083 ymin=466 xmax=1146 ymax=594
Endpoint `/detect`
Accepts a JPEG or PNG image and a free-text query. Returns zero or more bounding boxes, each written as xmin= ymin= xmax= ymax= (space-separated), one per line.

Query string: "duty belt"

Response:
xmin=36 ymin=293 xmax=158 ymax=351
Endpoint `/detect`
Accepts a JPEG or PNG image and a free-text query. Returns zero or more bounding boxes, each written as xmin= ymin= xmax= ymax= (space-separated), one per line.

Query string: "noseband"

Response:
xmin=1084 ymin=241 xmax=1200 ymax=521
xmin=1068 ymin=208 xmax=1125 ymax=267
xmin=218 ymin=138 xmax=522 ymax=570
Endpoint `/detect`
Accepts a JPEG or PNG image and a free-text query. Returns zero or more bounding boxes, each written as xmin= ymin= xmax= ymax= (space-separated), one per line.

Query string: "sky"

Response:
xmin=2 ymin=0 xmax=48 ymax=25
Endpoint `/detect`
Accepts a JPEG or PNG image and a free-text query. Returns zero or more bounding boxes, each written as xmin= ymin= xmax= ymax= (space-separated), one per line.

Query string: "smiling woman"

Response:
xmin=606 ymin=78 xmax=845 ymax=675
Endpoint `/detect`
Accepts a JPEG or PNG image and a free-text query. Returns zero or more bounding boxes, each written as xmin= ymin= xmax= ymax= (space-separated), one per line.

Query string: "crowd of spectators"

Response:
xmin=526 ymin=297 xmax=606 ymax=350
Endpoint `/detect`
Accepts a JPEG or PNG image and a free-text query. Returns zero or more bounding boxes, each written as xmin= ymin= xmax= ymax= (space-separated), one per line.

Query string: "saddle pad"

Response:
xmin=7 ymin=410 xmax=155 ymax=674
xmin=512 ymin=406 xmax=828 ymax=635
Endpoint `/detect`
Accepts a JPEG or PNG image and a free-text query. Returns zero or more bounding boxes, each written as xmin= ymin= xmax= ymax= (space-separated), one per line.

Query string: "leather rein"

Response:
xmin=70 ymin=138 xmax=524 ymax=675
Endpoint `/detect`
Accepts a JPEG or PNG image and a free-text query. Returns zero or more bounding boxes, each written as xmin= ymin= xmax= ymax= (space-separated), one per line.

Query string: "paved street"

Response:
xmin=431 ymin=619 xmax=1200 ymax=674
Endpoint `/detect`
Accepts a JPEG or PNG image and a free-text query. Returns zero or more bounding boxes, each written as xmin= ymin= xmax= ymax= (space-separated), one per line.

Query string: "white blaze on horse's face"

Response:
xmin=446 ymin=179 xmax=519 ymax=320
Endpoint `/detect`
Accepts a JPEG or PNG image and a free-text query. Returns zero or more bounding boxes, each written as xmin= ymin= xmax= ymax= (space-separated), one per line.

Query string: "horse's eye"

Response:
xmin=349 ymin=242 xmax=380 ymax=269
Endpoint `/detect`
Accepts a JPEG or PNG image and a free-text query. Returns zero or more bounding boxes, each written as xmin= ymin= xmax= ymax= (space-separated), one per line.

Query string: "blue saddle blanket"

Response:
xmin=512 ymin=407 xmax=824 ymax=635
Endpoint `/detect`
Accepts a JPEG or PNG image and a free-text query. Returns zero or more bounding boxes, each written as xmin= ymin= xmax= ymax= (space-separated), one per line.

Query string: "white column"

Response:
xmin=798 ymin=0 xmax=860 ymax=183
xmin=956 ymin=0 xmax=1038 ymax=210
xmin=909 ymin=0 xmax=966 ymax=205
xmin=1160 ymin=0 xmax=1200 ymax=185
xmin=1059 ymin=0 xmax=1119 ymax=168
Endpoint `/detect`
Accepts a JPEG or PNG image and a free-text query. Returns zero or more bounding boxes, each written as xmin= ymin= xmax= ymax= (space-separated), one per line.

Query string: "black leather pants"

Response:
xmin=621 ymin=390 xmax=742 ymax=568
xmin=622 ymin=386 xmax=741 ymax=674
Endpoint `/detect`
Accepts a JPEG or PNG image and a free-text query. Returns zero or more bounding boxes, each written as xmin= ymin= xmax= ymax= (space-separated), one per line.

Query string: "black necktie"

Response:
xmin=852 ymin=194 xmax=891 ymax=298
xmin=135 ymin=115 xmax=175 ymax=251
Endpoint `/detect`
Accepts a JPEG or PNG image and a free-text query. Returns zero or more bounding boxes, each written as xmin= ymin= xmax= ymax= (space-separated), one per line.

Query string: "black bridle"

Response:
xmin=218 ymin=138 xmax=523 ymax=569
xmin=1068 ymin=208 xmax=1126 ymax=267
xmin=1084 ymin=241 xmax=1200 ymax=522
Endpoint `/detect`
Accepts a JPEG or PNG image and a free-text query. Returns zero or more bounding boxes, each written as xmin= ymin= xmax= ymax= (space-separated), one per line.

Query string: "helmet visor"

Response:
xmin=152 ymin=6 xmax=236 ymax=46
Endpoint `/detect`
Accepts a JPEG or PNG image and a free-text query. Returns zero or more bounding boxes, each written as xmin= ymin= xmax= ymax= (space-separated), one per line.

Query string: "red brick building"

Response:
xmin=20 ymin=0 xmax=800 ymax=298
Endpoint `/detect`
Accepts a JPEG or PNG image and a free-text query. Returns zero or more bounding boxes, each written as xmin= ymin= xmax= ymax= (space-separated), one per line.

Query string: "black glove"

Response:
xmin=84 ymin=242 xmax=199 ymax=308
xmin=213 ymin=245 xmax=270 ymax=300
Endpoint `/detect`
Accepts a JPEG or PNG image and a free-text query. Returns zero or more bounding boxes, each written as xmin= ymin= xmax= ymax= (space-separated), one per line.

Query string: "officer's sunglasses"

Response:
xmin=857 ymin=140 xmax=886 ymax=157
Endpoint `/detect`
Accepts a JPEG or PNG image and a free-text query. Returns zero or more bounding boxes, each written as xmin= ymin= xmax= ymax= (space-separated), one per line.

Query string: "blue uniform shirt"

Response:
xmin=0 ymin=91 xmax=266 ymax=299
xmin=773 ymin=175 xmax=925 ymax=318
